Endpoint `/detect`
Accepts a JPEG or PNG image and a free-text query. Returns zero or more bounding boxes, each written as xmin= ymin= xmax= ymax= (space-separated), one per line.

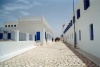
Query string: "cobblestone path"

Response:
xmin=0 ymin=42 xmax=99 ymax=67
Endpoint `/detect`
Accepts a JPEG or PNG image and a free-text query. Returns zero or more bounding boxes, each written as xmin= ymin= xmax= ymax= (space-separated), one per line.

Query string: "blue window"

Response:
xmin=69 ymin=23 xmax=71 ymax=28
xmin=45 ymin=32 xmax=46 ymax=39
xmin=14 ymin=25 xmax=16 ymax=27
xmin=5 ymin=25 xmax=7 ymax=27
xmin=79 ymin=30 xmax=81 ymax=40
xmin=0 ymin=33 xmax=3 ymax=39
xmin=8 ymin=33 xmax=11 ymax=39
xmin=8 ymin=25 xmax=10 ymax=27
xmin=84 ymin=0 xmax=90 ymax=10
xmin=70 ymin=20 xmax=72 ymax=26
xmin=90 ymin=24 xmax=94 ymax=40
xmin=11 ymin=25 xmax=13 ymax=27
xmin=77 ymin=9 xmax=80 ymax=19
xmin=73 ymin=16 xmax=75 ymax=23
xmin=64 ymin=27 xmax=67 ymax=34
xmin=37 ymin=32 xmax=40 ymax=40
xmin=35 ymin=35 xmax=36 ymax=41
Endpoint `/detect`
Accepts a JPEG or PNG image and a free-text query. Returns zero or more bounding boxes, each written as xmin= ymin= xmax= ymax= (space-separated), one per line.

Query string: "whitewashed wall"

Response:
xmin=0 ymin=16 xmax=54 ymax=62
xmin=63 ymin=0 xmax=100 ymax=58
xmin=76 ymin=0 xmax=100 ymax=58
xmin=0 ymin=41 xmax=36 ymax=62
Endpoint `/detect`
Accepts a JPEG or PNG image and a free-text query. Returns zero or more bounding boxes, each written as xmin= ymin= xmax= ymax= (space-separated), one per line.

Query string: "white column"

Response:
xmin=15 ymin=30 xmax=19 ymax=42
xmin=32 ymin=34 xmax=34 ymax=41
xmin=41 ymin=28 xmax=45 ymax=45
xmin=3 ymin=30 xmax=7 ymax=40
xmin=46 ymin=31 xmax=48 ymax=42
xmin=3 ymin=33 xmax=6 ymax=40
xmin=26 ymin=33 xmax=29 ymax=41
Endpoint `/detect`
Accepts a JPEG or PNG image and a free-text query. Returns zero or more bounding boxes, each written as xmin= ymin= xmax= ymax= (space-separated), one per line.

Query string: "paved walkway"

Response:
xmin=0 ymin=42 xmax=99 ymax=67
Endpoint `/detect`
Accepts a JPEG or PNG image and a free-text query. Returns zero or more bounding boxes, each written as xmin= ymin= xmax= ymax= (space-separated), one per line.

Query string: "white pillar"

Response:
xmin=3 ymin=33 xmax=7 ymax=40
xmin=15 ymin=30 xmax=19 ymax=41
xmin=41 ymin=28 xmax=45 ymax=45
xmin=3 ymin=30 xmax=7 ymax=40
xmin=32 ymin=34 xmax=34 ymax=41
xmin=46 ymin=31 xmax=48 ymax=42
xmin=26 ymin=33 xmax=29 ymax=41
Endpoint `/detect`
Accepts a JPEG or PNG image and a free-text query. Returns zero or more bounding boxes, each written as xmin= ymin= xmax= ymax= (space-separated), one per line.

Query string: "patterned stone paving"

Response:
xmin=0 ymin=42 xmax=99 ymax=67
xmin=64 ymin=42 xmax=99 ymax=67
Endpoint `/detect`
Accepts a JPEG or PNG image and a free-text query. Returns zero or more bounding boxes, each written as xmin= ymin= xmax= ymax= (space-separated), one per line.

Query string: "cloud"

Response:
xmin=2 ymin=1 xmax=42 ymax=11
xmin=0 ymin=0 xmax=44 ymax=20
xmin=3 ymin=3 xmax=33 ymax=11
xmin=17 ymin=0 xmax=42 ymax=6
xmin=33 ymin=2 xmax=42 ymax=6
xmin=16 ymin=0 xmax=30 ymax=5
xmin=20 ymin=11 xmax=30 ymax=16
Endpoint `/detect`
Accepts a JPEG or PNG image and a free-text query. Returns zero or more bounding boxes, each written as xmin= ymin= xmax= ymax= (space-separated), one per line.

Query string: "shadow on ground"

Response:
xmin=63 ymin=42 xmax=99 ymax=67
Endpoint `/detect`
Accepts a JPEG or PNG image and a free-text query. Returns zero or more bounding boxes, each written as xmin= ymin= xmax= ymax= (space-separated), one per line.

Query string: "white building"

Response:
xmin=0 ymin=16 xmax=53 ymax=62
xmin=63 ymin=0 xmax=100 ymax=65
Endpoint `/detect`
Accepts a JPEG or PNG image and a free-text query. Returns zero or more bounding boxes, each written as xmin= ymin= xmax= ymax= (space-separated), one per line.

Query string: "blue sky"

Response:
xmin=0 ymin=0 xmax=78 ymax=37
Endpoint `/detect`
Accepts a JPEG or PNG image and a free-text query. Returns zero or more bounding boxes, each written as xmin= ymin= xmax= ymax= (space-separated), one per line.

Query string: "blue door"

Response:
xmin=37 ymin=32 xmax=40 ymax=40
xmin=35 ymin=35 xmax=36 ymax=41
xmin=45 ymin=32 xmax=46 ymax=39
xmin=74 ymin=32 xmax=77 ymax=46
xmin=8 ymin=33 xmax=11 ymax=39
xmin=0 ymin=33 xmax=3 ymax=39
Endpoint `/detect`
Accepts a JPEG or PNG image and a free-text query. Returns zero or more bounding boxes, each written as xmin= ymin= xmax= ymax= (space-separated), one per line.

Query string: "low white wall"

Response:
xmin=0 ymin=41 xmax=36 ymax=62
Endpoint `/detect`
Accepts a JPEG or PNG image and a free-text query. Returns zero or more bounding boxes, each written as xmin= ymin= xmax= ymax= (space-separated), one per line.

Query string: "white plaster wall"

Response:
xmin=0 ymin=41 xmax=36 ymax=62
xmin=64 ymin=22 xmax=74 ymax=46
xmin=66 ymin=26 xmax=74 ymax=45
xmin=4 ymin=22 xmax=18 ymax=27
xmin=40 ymin=28 xmax=44 ymax=45
xmin=76 ymin=0 xmax=100 ymax=58
xmin=63 ymin=0 xmax=100 ymax=58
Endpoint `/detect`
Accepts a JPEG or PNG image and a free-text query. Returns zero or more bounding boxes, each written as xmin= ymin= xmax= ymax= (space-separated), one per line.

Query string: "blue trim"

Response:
xmin=90 ymin=24 xmax=94 ymax=40
xmin=64 ymin=20 xmax=73 ymax=34
xmin=84 ymin=0 xmax=90 ymax=10
xmin=63 ymin=17 xmax=75 ymax=34
xmin=77 ymin=9 xmax=80 ymax=19
xmin=73 ymin=16 xmax=75 ymax=23
xmin=8 ymin=33 xmax=11 ymax=39
xmin=35 ymin=35 xmax=36 ymax=41
xmin=70 ymin=20 xmax=72 ymax=26
xmin=37 ymin=32 xmax=40 ymax=40
xmin=45 ymin=32 xmax=46 ymax=39
xmin=0 ymin=33 xmax=3 ymax=39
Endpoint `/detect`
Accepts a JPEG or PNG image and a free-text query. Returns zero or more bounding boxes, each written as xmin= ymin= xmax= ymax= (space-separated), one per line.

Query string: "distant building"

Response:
xmin=0 ymin=16 xmax=53 ymax=44
xmin=63 ymin=0 xmax=100 ymax=62
xmin=0 ymin=16 xmax=53 ymax=62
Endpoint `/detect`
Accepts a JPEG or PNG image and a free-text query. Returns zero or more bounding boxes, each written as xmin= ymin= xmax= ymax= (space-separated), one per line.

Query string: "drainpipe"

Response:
xmin=73 ymin=0 xmax=76 ymax=48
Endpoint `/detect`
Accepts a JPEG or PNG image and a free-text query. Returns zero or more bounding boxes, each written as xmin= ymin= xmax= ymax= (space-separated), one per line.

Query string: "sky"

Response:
xmin=0 ymin=0 xmax=78 ymax=37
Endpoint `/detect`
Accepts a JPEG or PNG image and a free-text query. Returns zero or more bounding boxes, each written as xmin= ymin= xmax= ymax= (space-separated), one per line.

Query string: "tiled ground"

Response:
xmin=0 ymin=42 xmax=99 ymax=67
